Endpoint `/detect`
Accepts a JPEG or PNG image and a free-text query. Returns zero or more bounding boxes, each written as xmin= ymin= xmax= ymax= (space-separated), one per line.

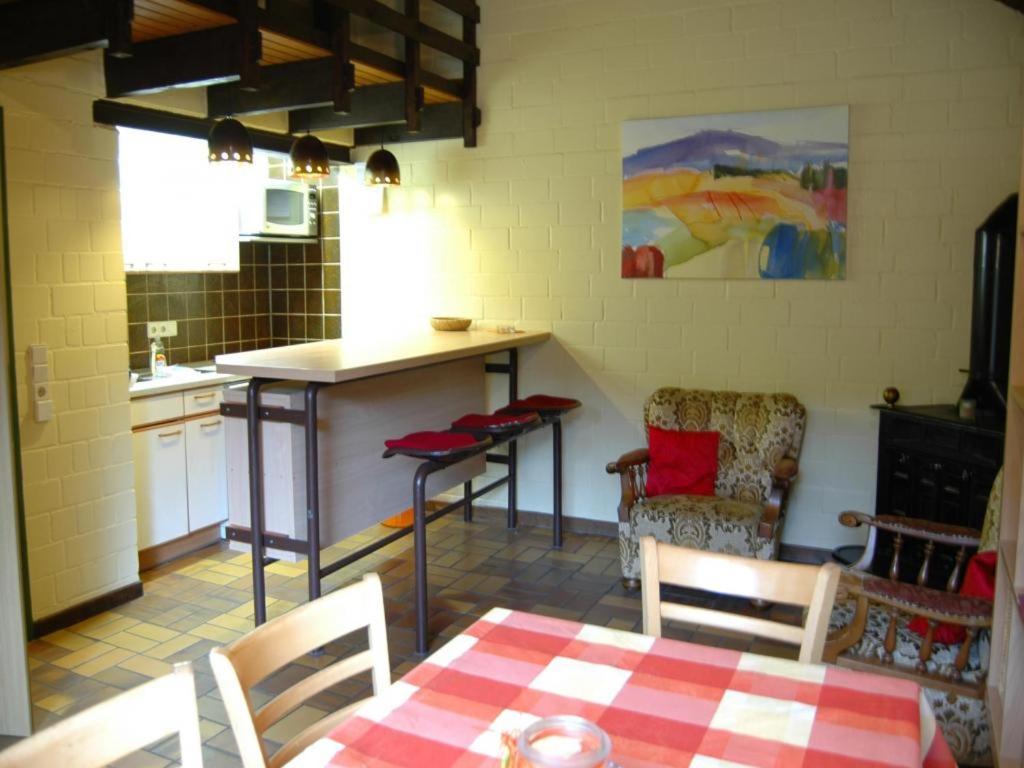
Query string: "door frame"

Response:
xmin=0 ymin=105 xmax=34 ymax=736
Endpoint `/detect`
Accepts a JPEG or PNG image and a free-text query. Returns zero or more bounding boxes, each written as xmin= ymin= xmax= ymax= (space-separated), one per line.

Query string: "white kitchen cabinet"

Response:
xmin=133 ymin=424 xmax=189 ymax=549
xmin=185 ymin=416 xmax=228 ymax=531
xmin=118 ymin=127 xmax=240 ymax=273
xmin=131 ymin=384 xmax=231 ymax=563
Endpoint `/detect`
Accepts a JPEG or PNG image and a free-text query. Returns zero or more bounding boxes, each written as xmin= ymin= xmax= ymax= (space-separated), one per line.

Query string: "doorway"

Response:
xmin=0 ymin=105 xmax=33 ymax=737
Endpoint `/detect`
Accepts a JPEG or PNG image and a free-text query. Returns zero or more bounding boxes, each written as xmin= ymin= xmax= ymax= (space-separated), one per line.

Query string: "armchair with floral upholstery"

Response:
xmin=823 ymin=469 xmax=1001 ymax=766
xmin=606 ymin=388 xmax=807 ymax=589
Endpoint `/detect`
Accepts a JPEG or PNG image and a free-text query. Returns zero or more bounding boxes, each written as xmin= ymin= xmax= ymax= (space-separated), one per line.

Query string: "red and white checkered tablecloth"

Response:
xmin=286 ymin=608 xmax=956 ymax=768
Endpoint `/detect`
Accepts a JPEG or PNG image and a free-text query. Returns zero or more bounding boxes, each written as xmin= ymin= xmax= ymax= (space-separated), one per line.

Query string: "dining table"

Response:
xmin=285 ymin=608 xmax=956 ymax=768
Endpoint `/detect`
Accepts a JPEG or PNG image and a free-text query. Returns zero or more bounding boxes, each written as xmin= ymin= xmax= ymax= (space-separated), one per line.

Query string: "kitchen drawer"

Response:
xmin=131 ymin=392 xmax=184 ymax=428
xmin=184 ymin=386 xmax=224 ymax=416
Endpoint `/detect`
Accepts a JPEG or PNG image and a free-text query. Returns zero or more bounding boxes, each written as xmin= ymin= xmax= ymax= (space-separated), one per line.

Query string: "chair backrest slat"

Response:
xmin=640 ymin=537 xmax=840 ymax=664
xmin=0 ymin=663 xmax=202 ymax=768
xmin=253 ymin=649 xmax=374 ymax=732
xmin=210 ymin=573 xmax=391 ymax=768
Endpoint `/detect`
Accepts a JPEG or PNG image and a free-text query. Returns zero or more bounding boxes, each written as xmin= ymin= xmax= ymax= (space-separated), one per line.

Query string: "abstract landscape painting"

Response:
xmin=621 ymin=106 xmax=848 ymax=280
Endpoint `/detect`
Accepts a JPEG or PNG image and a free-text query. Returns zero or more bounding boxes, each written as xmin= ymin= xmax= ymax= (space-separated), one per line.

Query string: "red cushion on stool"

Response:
xmin=452 ymin=412 xmax=538 ymax=430
xmin=384 ymin=431 xmax=478 ymax=452
xmin=506 ymin=395 xmax=579 ymax=410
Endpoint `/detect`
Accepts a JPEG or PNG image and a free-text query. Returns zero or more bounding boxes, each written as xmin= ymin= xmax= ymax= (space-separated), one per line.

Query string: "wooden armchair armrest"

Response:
xmin=605 ymin=448 xmax=649 ymax=475
xmin=760 ymin=457 xmax=799 ymax=538
xmin=839 ymin=511 xmax=981 ymax=548
xmin=824 ymin=571 xmax=992 ymax=688
xmin=839 ymin=511 xmax=981 ymax=595
xmin=772 ymin=457 xmax=799 ymax=482
xmin=606 ymin=448 xmax=649 ymax=524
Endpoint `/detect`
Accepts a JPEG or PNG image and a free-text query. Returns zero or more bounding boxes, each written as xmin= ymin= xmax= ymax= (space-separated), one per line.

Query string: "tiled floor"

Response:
xmin=26 ymin=511 xmax=800 ymax=767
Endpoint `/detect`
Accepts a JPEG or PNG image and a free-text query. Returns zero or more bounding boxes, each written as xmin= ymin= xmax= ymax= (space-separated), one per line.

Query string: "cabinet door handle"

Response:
xmin=157 ymin=429 xmax=182 ymax=438
xmin=200 ymin=419 xmax=222 ymax=429
xmin=193 ymin=393 xmax=216 ymax=401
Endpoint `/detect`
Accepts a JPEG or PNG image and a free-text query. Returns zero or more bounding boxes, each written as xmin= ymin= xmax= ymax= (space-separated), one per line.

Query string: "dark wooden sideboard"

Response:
xmin=872 ymin=404 xmax=1004 ymax=587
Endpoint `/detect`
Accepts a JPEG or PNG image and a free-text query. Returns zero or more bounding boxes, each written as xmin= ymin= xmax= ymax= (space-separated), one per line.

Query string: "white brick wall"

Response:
xmin=0 ymin=51 xmax=137 ymax=619
xmin=342 ymin=0 xmax=1024 ymax=549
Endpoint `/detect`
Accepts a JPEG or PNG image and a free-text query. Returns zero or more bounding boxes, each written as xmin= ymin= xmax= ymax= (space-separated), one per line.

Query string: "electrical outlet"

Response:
xmin=147 ymin=321 xmax=178 ymax=339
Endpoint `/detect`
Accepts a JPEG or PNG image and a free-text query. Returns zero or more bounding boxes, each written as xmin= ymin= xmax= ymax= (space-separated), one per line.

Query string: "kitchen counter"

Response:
xmin=214 ymin=329 xmax=551 ymax=383
xmin=218 ymin=328 xmax=553 ymax=626
xmin=129 ymin=364 xmax=248 ymax=399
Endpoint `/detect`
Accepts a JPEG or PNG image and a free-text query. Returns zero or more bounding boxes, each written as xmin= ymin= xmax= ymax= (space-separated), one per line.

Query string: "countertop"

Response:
xmin=214 ymin=330 xmax=551 ymax=383
xmin=129 ymin=364 xmax=248 ymax=399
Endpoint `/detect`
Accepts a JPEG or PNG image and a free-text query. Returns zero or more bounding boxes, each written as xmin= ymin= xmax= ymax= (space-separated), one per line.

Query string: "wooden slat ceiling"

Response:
xmin=132 ymin=0 xmax=454 ymax=104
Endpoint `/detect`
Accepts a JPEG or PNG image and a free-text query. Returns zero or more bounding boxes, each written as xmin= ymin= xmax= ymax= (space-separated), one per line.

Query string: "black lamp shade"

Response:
xmin=289 ymin=134 xmax=330 ymax=179
xmin=208 ymin=118 xmax=253 ymax=163
xmin=365 ymin=148 xmax=401 ymax=186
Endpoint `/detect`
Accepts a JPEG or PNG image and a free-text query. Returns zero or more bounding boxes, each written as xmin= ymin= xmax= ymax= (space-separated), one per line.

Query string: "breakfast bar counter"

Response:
xmin=214 ymin=330 xmax=551 ymax=631
xmin=215 ymin=329 xmax=550 ymax=383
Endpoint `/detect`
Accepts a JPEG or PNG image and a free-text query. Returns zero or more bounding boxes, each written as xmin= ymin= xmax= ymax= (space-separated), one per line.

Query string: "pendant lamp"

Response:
xmin=364 ymin=147 xmax=401 ymax=186
xmin=289 ymin=133 xmax=331 ymax=179
xmin=208 ymin=117 xmax=253 ymax=164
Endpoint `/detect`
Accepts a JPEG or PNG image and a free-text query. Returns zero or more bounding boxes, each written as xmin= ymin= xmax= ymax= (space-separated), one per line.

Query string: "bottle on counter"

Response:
xmin=150 ymin=336 xmax=168 ymax=378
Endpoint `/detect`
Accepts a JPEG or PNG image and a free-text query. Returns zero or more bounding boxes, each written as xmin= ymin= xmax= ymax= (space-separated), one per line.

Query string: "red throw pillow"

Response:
xmin=645 ymin=427 xmax=719 ymax=497
xmin=908 ymin=550 xmax=997 ymax=644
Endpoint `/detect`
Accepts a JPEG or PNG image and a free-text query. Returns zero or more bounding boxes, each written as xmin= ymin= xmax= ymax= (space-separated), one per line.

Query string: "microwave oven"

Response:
xmin=239 ymin=179 xmax=319 ymax=242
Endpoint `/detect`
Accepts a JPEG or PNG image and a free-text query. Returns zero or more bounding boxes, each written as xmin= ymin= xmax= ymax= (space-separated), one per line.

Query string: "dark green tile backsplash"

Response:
xmin=126 ymin=176 xmax=342 ymax=371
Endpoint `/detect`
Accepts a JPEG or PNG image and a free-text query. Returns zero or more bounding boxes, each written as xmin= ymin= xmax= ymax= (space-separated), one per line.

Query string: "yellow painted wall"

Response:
xmin=0 ymin=52 xmax=136 ymax=620
xmin=342 ymin=0 xmax=1024 ymax=547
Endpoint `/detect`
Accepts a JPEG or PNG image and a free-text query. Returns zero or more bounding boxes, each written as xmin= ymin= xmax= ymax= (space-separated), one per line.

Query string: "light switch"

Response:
xmin=31 ymin=364 xmax=48 ymax=384
xmin=33 ymin=400 xmax=53 ymax=422
xmin=28 ymin=344 xmax=47 ymax=365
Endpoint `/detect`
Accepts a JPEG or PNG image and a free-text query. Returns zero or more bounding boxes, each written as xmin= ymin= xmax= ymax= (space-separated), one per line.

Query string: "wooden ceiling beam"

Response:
xmin=353 ymin=102 xmax=464 ymax=145
xmin=287 ymin=83 xmax=406 ymax=130
xmin=0 ymin=0 xmax=130 ymax=71
xmin=209 ymin=56 xmax=338 ymax=116
xmin=431 ymin=0 xmax=480 ymax=23
xmin=404 ymin=0 xmax=423 ymax=132
xmin=323 ymin=0 xmax=479 ymax=64
xmin=104 ymin=23 xmax=261 ymax=97
xmin=92 ymin=99 xmax=352 ymax=162
xmin=184 ymin=0 xmax=463 ymax=98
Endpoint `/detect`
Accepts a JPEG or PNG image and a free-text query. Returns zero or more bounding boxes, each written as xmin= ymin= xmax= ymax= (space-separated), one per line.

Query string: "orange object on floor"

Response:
xmin=381 ymin=508 xmax=414 ymax=528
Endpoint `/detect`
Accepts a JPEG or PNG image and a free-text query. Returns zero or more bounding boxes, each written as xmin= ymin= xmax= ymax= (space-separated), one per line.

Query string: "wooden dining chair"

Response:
xmin=209 ymin=572 xmax=391 ymax=768
xmin=640 ymin=536 xmax=841 ymax=663
xmin=0 ymin=662 xmax=202 ymax=768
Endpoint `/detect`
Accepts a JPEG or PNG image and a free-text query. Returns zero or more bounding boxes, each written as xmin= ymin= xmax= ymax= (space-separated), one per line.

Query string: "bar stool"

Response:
xmin=382 ymin=429 xmax=491 ymax=655
xmin=450 ymin=411 xmax=541 ymax=523
xmin=496 ymin=394 xmax=581 ymax=543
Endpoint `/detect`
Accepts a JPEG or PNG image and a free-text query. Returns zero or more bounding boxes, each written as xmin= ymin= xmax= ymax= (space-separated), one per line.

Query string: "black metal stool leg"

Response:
xmin=304 ymin=383 xmax=323 ymax=604
xmin=413 ymin=462 xmax=433 ymax=655
xmin=246 ymin=378 xmax=268 ymax=626
xmin=463 ymin=480 xmax=473 ymax=522
xmin=507 ymin=440 xmax=518 ymax=529
xmin=552 ymin=418 xmax=563 ymax=549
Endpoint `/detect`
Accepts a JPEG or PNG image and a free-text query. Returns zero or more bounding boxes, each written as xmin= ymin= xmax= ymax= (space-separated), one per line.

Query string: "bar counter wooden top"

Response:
xmin=214 ymin=329 xmax=551 ymax=383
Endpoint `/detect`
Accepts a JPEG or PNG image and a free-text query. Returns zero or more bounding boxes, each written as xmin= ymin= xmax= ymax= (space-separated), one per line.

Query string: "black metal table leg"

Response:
xmin=413 ymin=461 xmax=436 ymax=655
xmin=304 ymin=383 xmax=323 ymax=604
xmin=552 ymin=418 xmax=563 ymax=549
xmin=246 ymin=378 xmax=269 ymax=626
xmin=463 ymin=480 xmax=473 ymax=522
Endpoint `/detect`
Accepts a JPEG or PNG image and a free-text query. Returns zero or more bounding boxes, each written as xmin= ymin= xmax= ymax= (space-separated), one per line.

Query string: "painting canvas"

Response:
xmin=621 ymin=105 xmax=848 ymax=280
